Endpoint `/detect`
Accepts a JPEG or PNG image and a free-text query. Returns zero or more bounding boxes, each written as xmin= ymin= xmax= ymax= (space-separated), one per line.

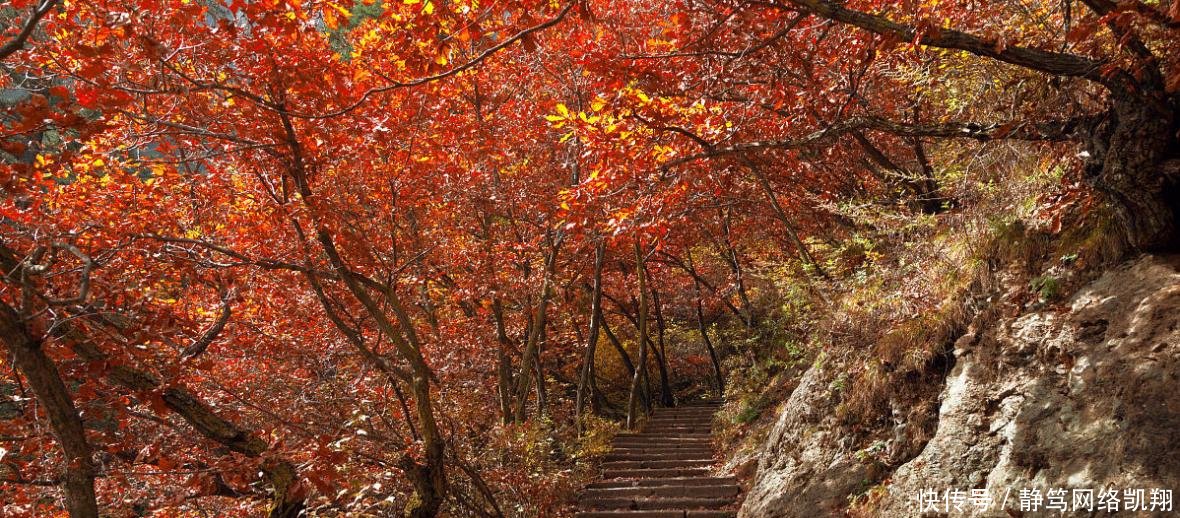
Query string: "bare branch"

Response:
xmin=178 ymin=287 xmax=234 ymax=361
xmin=0 ymin=0 xmax=58 ymax=62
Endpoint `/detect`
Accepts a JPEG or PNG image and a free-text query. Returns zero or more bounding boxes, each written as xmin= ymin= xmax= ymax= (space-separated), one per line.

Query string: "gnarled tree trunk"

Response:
xmin=1085 ymin=95 xmax=1180 ymax=250
xmin=0 ymin=303 xmax=99 ymax=518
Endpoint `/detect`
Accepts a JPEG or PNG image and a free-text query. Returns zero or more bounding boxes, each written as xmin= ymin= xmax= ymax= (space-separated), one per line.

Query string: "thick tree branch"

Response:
xmin=665 ymin=114 xmax=1098 ymax=168
xmin=768 ymin=0 xmax=1114 ymax=85
xmin=1077 ymin=0 xmax=1163 ymax=89
xmin=0 ymin=0 xmax=57 ymax=61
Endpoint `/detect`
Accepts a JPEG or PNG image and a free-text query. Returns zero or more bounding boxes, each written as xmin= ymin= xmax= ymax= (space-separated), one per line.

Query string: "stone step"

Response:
xmin=603 ymin=460 xmax=716 ymax=470
xmin=615 ymin=433 xmax=713 ymax=440
xmin=614 ymin=437 xmax=713 ymax=443
xmin=608 ymin=447 xmax=714 ymax=453
xmin=581 ymin=401 xmax=735 ymax=517
xmin=581 ymin=484 xmax=740 ymax=500
xmin=611 ymin=439 xmax=713 ymax=447
xmin=641 ymin=429 xmax=712 ymax=434
xmin=603 ymin=467 xmax=714 ymax=479
xmin=611 ymin=440 xmax=713 ymax=449
xmin=575 ymin=511 xmax=736 ymax=518
xmin=606 ymin=451 xmax=714 ymax=461
xmin=585 ymin=477 xmax=738 ymax=490
xmin=610 ymin=444 xmax=714 ymax=452
xmin=579 ymin=496 xmax=733 ymax=511
xmin=610 ymin=445 xmax=712 ymax=453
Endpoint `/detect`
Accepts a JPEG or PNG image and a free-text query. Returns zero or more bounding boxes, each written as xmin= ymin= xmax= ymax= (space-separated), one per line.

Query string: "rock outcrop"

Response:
xmin=741 ymin=255 xmax=1180 ymax=517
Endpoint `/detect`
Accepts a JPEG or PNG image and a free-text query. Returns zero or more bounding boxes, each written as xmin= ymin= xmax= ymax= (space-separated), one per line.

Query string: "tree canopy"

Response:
xmin=1 ymin=0 xmax=1177 ymax=515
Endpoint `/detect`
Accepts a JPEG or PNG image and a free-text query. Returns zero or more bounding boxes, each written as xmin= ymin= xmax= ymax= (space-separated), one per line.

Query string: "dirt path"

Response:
xmin=575 ymin=401 xmax=739 ymax=518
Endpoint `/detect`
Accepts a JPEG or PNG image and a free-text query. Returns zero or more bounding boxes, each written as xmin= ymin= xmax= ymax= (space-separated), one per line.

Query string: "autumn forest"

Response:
xmin=1 ymin=0 xmax=1178 ymax=516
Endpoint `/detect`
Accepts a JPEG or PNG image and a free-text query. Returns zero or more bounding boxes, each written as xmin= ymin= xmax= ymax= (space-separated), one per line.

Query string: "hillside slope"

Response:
xmin=740 ymin=255 xmax=1180 ymax=516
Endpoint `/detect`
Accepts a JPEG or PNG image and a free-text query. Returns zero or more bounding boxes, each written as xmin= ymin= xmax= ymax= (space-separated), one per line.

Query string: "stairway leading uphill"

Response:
xmin=576 ymin=401 xmax=739 ymax=518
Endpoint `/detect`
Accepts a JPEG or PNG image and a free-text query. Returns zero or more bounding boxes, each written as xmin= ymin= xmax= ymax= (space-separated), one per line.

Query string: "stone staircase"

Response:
xmin=576 ymin=401 xmax=739 ymax=518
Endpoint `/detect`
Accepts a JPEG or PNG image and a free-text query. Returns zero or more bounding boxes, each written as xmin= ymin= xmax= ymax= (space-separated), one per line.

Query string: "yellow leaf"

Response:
xmin=435 ymin=53 xmax=448 ymax=65
xmin=636 ymin=91 xmax=651 ymax=103
xmin=555 ymin=103 xmax=570 ymax=118
xmin=423 ymin=0 xmax=435 ymax=14
xmin=590 ymin=97 xmax=606 ymax=112
xmin=329 ymin=1 xmax=351 ymax=16
xmin=353 ymin=67 xmax=372 ymax=83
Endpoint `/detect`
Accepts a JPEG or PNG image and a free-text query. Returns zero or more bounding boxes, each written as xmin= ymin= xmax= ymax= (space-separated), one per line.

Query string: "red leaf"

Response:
xmin=75 ymin=86 xmax=102 ymax=109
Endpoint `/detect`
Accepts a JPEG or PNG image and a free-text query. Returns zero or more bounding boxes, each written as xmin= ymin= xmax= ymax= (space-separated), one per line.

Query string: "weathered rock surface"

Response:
xmin=738 ymin=351 xmax=870 ymax=518
xmin=741 ymin=256 xmax=1180 ymax=517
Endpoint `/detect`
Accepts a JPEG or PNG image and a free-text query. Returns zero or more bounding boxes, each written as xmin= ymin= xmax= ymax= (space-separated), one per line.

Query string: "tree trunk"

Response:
xmin=658 ymin=250 xmax=746 ymax=322
xmin=1086 ymin=96 xmax=1180 ymax=250
xmin=687 ymin=251 xmax=725 ymax=396
xmin=513 ymin=234 xmax=561 ymax=422
xmin=576 ymin=239 xmax=606 ymax=432
xmin=288 ymin=112 xmax=444 ymax=516
xmin=739 ymin=157 xmax=829 ymax=279
xmin=649 ymin=284 xmax=675 ymax=407
xmin=533 ymin=355 xmax=548 ymax=418
xmin=1 ymin=303 xmax=99 ymax=518
xmin=406 ymin=366 xmax=446 ymax=518
xmin=626 ymin=241 xmax=651 ymax=429
xmin=600 ymin=316 xmax=636 ymax=377
xmin=719 ymin=209 xmax=756 ymax=327
xmin=491 ymin=299 xmax=514 ymax=425
xmin=309 ymin=226 xmax=446 ymax=517
xmin=55 ymin=319 xmax=304 ymax=517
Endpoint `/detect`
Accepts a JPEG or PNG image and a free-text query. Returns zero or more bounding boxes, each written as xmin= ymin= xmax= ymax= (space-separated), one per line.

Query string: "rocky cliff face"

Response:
xmin=740 ymin=255 xmax=1180 ymax=517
